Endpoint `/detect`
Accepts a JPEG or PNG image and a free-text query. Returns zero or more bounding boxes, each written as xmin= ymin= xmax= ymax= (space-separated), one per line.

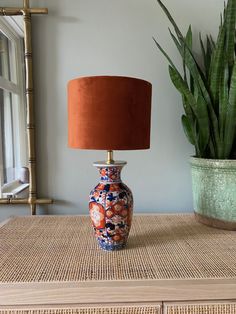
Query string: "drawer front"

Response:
xmin=0 ymin=304 xmax=162 ymax=314
xmin=164 ymin=302 xmax=236 ymax=314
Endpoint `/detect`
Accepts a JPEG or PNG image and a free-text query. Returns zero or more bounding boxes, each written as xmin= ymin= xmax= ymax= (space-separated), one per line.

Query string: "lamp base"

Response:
xmin=89 ymin=161 xmax=133 ymax=251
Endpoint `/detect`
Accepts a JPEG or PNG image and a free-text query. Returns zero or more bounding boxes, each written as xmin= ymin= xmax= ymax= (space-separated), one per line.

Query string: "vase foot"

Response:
xmin=97 ymin=239 xmax=127 ymax=251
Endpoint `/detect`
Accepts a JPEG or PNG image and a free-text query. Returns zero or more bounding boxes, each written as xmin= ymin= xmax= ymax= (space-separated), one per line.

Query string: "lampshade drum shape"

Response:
xmin=68 ymin=76 xmax=152 ymax=150
xmin=90 ymin=162 xmax=133 ymax=251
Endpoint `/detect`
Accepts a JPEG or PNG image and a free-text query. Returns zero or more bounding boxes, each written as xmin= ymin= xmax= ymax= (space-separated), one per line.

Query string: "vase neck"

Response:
xmin=98 ymin=166 xmax=124 ymax=183
xmin=93 ymin=161 xmax=127 ymax=183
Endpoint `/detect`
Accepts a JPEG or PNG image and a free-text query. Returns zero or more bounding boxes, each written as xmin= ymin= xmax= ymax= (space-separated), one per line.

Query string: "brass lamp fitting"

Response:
xmin=106 ymin=150 xmax=114 ymax=164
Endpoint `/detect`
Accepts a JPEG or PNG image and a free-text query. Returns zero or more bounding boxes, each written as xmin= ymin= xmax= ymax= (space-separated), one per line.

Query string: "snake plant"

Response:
xmin=154 ymin=0 xmax=236 ymax=159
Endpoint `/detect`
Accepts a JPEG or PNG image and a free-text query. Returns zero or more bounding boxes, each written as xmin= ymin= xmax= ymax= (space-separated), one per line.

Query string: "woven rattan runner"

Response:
xmin=0 ymin=214 xmax=236 ymax=283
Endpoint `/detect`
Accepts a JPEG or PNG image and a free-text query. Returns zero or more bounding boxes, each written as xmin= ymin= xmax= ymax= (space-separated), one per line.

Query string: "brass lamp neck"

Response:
xmin=23 ymin=0 xmax=30 ymax=8
xmin=106 ymin=150 xmax=114 ymax=164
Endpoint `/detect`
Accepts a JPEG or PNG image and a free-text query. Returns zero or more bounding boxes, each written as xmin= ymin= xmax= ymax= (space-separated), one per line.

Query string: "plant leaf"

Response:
xmin=156 ymin=0 xmax=184 ymax=40
xmin=224 ymin=62 xmax=236 ymax=157
xmin=152 ymin=36 xmax=178 ymax=71
xmin=184 ymin=26 xmax=193 ymax=81
xmin=219 ymin=59 xmax=229 ymax=147
xmin=181 ymin=115 xmax=195 ymax=146
xmin=209 ymin=17 xmax=226 ymax=107
xmin=195 ymin=94 xmax=210 ymax=153
xmin=185 ymin=26 xmax=192 ymax=49
xmin=169 ymin=66 xmax=210 ymax=156
xmin=182 ymin=95 xmax=194 ymax=124
xmin=199 ymin=33 xmax=207 ymax=75
xmin=225 ymin=0 xmax=236 ymax=73
xmin=168 ymin=28 xmax=211 ymax=106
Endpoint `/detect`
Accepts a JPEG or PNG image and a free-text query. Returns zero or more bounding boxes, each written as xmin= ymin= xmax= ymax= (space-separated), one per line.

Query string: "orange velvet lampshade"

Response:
xmin=68 ymin=76 xmax=152 ymax=150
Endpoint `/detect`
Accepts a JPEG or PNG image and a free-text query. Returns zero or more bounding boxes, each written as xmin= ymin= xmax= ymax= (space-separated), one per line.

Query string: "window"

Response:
xmin=0 ymin=17 xmax=28 ymax=198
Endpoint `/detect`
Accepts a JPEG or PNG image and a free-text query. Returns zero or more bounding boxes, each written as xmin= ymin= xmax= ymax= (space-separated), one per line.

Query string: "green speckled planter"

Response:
xmin=190 ymin=157 xmax=236 ymax=230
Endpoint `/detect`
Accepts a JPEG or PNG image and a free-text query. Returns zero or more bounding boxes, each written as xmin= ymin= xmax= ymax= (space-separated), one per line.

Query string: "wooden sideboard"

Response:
xmin=0 ymin=214 xmax=236 ymax=313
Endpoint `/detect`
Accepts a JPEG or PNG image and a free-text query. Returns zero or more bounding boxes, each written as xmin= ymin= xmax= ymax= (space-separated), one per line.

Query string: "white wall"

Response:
xmin=0 ymin=0 xmax=224 ymax=220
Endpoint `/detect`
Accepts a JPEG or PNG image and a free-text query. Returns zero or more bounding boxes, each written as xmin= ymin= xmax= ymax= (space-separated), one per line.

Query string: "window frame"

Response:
xmin=0 ymin=16 xmax=27 ymax=194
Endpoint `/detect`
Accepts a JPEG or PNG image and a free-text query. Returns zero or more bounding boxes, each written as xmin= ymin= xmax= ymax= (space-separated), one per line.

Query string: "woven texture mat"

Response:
xmin=0 ymin=214 xmax=236 ymax=283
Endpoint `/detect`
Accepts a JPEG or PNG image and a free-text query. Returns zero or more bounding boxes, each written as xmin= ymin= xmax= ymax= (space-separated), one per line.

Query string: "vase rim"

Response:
xmin=190 ymin=156 xmax=236 ymax=162
xmin=93 ymin=161 xmax=127 ymax=168
xmin=189 ymin=156 xmax=236 ymax=168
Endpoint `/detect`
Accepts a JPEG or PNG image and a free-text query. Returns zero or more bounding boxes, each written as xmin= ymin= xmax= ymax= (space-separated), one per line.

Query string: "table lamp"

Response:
xmin=68 ymin=76 xmax=152 ymax=251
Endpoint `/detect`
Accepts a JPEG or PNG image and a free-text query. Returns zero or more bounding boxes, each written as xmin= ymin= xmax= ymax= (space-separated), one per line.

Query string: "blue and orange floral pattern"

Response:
xmin=89 ymin=165 xmax=133 ymax=251
xmin=99 ymin=167 xmax=122 ymax=182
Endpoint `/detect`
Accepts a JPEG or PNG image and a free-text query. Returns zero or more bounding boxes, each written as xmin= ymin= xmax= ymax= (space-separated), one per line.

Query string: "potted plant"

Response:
xmin=154 ymin=0 xmax=236 ymax=229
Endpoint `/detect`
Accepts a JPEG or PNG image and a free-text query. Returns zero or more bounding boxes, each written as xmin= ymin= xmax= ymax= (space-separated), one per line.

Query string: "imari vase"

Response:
xmin=89 ymin=161 xmax=133 ymax=251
